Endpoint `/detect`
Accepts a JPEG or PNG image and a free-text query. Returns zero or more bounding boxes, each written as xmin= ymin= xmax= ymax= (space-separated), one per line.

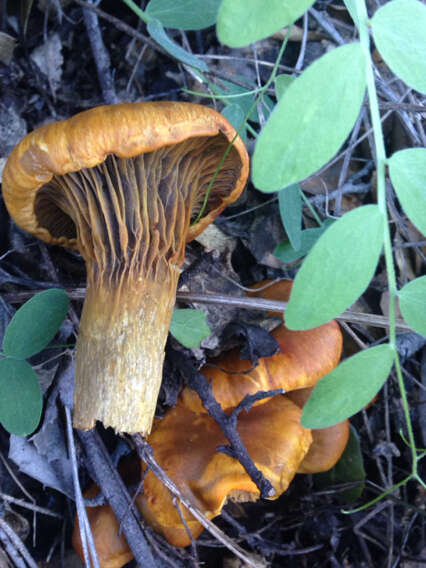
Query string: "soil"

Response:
xmin=0 ymin=1 xmax=425 ymax=567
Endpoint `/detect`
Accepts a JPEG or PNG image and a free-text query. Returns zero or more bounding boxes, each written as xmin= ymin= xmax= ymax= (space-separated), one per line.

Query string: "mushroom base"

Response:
xmin=73 ymin=266 xmax=180 ymax=435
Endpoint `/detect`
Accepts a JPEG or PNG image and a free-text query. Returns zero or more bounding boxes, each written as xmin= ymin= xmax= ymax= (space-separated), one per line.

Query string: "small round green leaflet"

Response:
xmin=145 ymin=0 xmax=221 ymax=30
xmin=301 ymin=345 xmax=395 ymax=429
xmin=0 ymin=358 xmax=42 ymax=435
xmin=217 ymin=0 xmax=315 ymax=48
xmin=274 ymin=226 xmax=330 ymax=264
xmin=371 ymin=0 xmax=426 ymax=94
xmin=285 ymin=205 xmax=384 ymax=330
xmin=398 ymin=276 xmax=426 ymax=337
xmin=252 ymin=43 xmax=366 ymax=192
xmin=2 ymin=288 xmax=69 ymax=359
xmin=388 ymin=148 xmax=426 ymax=236
xmin=170 ymin=309 xmax=211 ymax=349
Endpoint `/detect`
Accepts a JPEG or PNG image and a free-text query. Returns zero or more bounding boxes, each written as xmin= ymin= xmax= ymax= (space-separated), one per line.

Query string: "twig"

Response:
xmin=73 ymin=0 xmax=163 ymax=55
xmin=334 ymin=108 xmax=365 ymax=216
xmin=2 ymin=289 xmax=412 ymax=331
xmin=377 ymin=101 xmax=426 ymax=113
xmin=294 ymin=11 xmax=308 ymax=71
xmin=394 ymin=240 xmax=426 ymax=249
xmin=176 ymin=293 xmax=412 ymax=331
xmin=0 ymin=493 xmax=63 ymax=519
xmin=177 ymin=350 xmax=279 ymax=498
xmin=217 ymin=390 xmax=286 ymax=490
xmin=172 ymin=496 xmax=198 ymax=565
xmin=376 ymin=80 xmax=422 ymax=146
xmin=77 ymin=429 xmax=157 ymax=568
xmin=81 ymin=0 xmax=118 ymax=104
xmin=196 ymin=53 xmax=297 ymax=73
xmin=0 ymin=517 xmax=38 ymax=568
xmin=0 ymin=452 xmax=35 ymax=505
xmin=65 ymin=407 xmax=100 ymax=568
xmin=133 ymin=435 xmax=267 ymax=568
xmin=408 ymin=92 xmax=426 ymax=146
xmin=309 ymin=7 xmax=345 ymax=45
xmin=0 ymin=526 xmax=27 ymax=568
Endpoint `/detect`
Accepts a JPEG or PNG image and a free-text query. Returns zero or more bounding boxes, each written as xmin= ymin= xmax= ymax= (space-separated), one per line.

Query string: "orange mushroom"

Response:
xmin=73 ymin=486 xmax=132 ymax=568
xmin=2 ymin=102 xmax=249 ymax=434
xmin=286 ymin=387 xmax=350 ymax=473
xmin=137 ymin=395 xmax=312 ymax=547
xmin=73 ymin=280 xmax=350 ymax=563
xmin=135 ymin=279 xmax=348 ymax=545
xmin=73 ymin=395 xmax=312 ymax=559
xmin=181 ymin=279 xmax=343 ymax=413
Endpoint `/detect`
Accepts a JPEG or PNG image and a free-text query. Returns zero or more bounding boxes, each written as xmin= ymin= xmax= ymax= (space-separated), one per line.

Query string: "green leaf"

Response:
xmin=252 ymin=43 xmax=366 ymax=192
xmin=212 ymin=78 xmax=273 ymax=124
xmin=170 ymin=309 xmax=211 ymax=348
xmin=275 ymin=73 xmax=295 ymax=100
xmin=147 ymin=19 xmax=208 ymax=71
xmin=371 ymin=0 xmax=426 ymax=94
xmin=146 ymin=0 xmax=221 ymax=29
xmin=274 ymin=226 xmax=329 ymax=263
xmin=0 ymin=358 xmax=42 ymax=435
xmin=343 ymin=0 xmax=360 ymax=29
xmin=398 ymin=276 xmax=426 ymax=336
xmin=314 ymin=426 xmax=366 ymax=504
xmin=285 ymin=205 xmax=384 ymax=330
xmin=217 ymin=0 xmax=315 ymax=48
xmin=278 ymin=185 xmax=302 ymax=250
xmin=221 ymin=104 xmax=247 ymax=145
xmin=301 ymin=345 xmax=395 ymax=428
xmin=3 ymin=289 xmax=69 ymax=359
xmin=388 ymin=148 xmax=426 ymax=236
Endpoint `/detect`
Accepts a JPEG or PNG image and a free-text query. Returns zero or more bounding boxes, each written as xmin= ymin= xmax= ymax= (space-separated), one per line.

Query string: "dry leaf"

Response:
xmin=0 ymin=32 xmax=16 ymax=64
xmin=30 ymin=33 xmax=63 ymax=97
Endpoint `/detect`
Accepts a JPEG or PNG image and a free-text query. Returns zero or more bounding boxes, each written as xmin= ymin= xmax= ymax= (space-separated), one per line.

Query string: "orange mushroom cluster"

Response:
xmin=2 ymin=102 xmax=249 ymax=434
xmin=73 ymin=281 xmax=349 ymax=566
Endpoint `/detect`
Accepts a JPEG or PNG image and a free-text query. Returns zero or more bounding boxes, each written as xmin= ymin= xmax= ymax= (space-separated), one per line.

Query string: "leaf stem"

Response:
xmin=121 ymin=0 xmax=151 ymax=24
xmin=342 ymin=474 xmax=412 ymax=514
xmin=354 ymin=0 xmax=418 ymax=474
xmin=300 ymin=188 xmax=323 ymax=226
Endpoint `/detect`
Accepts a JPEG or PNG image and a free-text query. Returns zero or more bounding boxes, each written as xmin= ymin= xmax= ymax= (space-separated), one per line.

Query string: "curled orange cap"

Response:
xmin=3 ymin=101 xmax=248 ymax=247
xmin=72 ymin=486 xmax=132 ymax=568
xmin=137 ymin=395 xmax=312 ymax=547
xmin=181 ymin=280 xmax=342 ymax=413
xmin=286 ymin=387 xmax=350 ymax=474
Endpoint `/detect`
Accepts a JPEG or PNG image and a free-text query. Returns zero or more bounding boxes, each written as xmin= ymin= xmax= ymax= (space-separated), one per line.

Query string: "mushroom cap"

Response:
xmin=2 ymin=101 xmax=249 ymax=248
xmin=286 ymin=388 xmax=350 ymax=473
xmin=253 ymin=281 xmax=343 ymax=390
xmin=138 ymin=395 xmax=312 ymax=547
xmin=72 ymin=485 xmax=133 ymax=568
xmin=181 ymin=280 xmax=342 ymax=413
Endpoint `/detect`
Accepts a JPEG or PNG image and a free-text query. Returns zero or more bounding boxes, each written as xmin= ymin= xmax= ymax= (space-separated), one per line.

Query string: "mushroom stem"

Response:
xmin=74 ymin=264 xmax=180 ymax=434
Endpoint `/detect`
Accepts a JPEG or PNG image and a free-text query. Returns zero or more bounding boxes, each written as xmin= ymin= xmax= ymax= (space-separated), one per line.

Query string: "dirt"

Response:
xmin=0 ymin=1 xmax=425 ymax=567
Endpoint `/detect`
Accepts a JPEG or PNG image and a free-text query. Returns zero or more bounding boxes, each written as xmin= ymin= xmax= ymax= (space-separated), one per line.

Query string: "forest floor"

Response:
xmin=0 ymin=1 xmax=425 ymax=567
